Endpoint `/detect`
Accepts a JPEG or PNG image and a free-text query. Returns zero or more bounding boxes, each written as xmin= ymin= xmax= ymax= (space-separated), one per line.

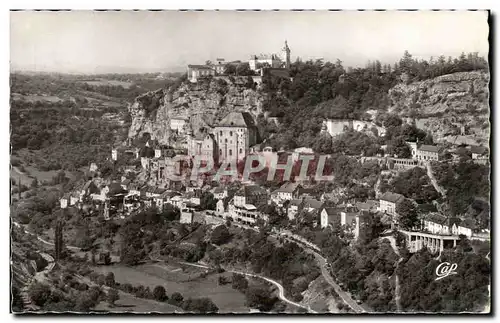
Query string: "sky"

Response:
xmin=10 ymin=10 xmax=490 ymax=74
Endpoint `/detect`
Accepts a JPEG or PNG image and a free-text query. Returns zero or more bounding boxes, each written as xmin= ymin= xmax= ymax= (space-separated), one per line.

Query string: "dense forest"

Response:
xmin=259 ymin=51 xmax=488 ymax=151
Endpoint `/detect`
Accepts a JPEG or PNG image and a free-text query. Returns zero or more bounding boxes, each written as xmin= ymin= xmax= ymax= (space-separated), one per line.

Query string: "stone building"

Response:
xmin=214 ymin=112 xmax=258 ymax=163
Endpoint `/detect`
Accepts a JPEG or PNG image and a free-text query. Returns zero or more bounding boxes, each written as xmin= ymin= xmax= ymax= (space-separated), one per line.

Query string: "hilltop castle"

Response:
xmin=187 ymin=41 xmax=291 ymax=82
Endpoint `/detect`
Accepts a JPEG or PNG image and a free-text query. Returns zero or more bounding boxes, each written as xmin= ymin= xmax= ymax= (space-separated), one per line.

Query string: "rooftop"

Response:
xmin=470 ymin=145 xmax=488 ymax=155
xmin=216 ymin=112 xmax=256 ymax=128
xmin=419 ymin=144 xmax=439 ymax=153
xmin=277 ymin=182 xmax=301 ymax=193
xmin=379 ymin=192 xmax=405 ymax=204
xmin=188 ymin=64 xmax=214 ymax=70
xmin=424 ymin=213 xmax=448 ymax=225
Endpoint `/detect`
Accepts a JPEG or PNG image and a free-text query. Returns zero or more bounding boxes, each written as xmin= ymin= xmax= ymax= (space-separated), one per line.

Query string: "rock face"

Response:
xmin=127 ymin=77 xmax=264 ymax=145
xmin=388 ymin=71 xmax=490 ymax=145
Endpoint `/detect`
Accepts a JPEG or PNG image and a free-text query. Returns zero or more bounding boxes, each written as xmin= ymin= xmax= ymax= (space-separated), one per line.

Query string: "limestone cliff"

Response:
xmin=127 ymin=77 xmax=264 ymax=145
xmin=388 ymin=71 xmax=490 ymax=145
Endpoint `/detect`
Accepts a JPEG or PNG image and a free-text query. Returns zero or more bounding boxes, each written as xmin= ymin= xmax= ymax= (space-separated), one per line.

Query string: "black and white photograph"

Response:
xmin=9 ymin=9 xmax=491 ymax=314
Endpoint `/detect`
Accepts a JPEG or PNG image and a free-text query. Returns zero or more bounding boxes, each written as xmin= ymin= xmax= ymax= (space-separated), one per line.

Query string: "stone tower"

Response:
xmin=281 ymin=40 xmax=291 ymax=69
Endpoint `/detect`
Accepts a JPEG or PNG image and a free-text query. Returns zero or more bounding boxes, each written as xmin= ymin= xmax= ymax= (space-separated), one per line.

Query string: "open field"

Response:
xmin=81 ymin=79 xmax=134 ymax=89
xmin=11 ymin=92 xmax=64 ymax=103
xmin=91 ymin=261 xmax=249 ymax=313
xmin=94 ymin=290 xmax=181 ymax=313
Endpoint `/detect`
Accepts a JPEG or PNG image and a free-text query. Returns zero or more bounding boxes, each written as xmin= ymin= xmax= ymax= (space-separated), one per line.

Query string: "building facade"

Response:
xmin=214 ymin=112 xmax=257 ymax=163
xmin=379 ymin=192 xmax=405 ymax=216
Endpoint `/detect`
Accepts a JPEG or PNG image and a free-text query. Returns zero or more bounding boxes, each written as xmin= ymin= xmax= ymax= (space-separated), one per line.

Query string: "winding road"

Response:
xmin=277 ymin=231 xmax=367 ymax=313
xmin=383 ymin=236 xmax=403 ymax=312
xmin=178 ymin=261 xmax=317 ymax=313
xmin=425 ymin=161 xmax=446 ymax=198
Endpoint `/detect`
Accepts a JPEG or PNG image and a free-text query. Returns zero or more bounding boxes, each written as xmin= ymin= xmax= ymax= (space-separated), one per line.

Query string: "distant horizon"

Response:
xmin=10 ymin=10 xmax=489 ymax=74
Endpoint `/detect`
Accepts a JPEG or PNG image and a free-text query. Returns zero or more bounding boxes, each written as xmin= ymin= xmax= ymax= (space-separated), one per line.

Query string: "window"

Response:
xmin=229 ymin=149 xmax=232 ymax=156
xmin=220 ymin=131 xmax=222 ymax=136
xmin=220 ymin=149 xmax=222 ymax=155
xmin=225 ymin=138 xmax=228 ymax=143
xmin=230 ymin=131 xmax=233 ymax=136
xmin=239 ymin=148 xmax=243 ymax=154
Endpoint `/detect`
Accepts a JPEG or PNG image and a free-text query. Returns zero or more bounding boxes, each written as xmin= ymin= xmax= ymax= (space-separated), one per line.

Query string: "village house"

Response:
xmin=451 ymin=218 xmax=476 ymax=238
xmin=422 ymin=213 xmax=458 ymax=235
xmin=184 ymin=190 xmax=202 ymax=206
xmin=170 ymin=117 xmax=188 ymax=134
xmin=355 ymin=200 xmax=380 ymax=213
xmin=228 ymin=203 xmax=268 ymax=226
xmin=216 ymin=199 xmax=228 ymax=215
xmin=170 ymin=195 xmax=185 ymax=209
xmin=301 ymin=198 xmax=324 ymax=222
xmin=79 ymin=180 xmax=99 ymax=202
xmin=287 ymin=199 xmax=302 ymax=220
xmin=470 ymin=145 xmax=488 ymax=159
xmin=354 ymin=211 xmax=373 ymax=240
xmin=213 ymin=187 xmax=228 ymax=200
xmin=144 ymin=186 xmax=167 ymax=199
xmin=233 ymin=185 xmax=267 ymax=208
xmin=187 ymin=64 xmax=216 ymax=83
xmin=154 ymin=190 xmax=182 ymax=210
xmin=340 ymin=205 xmax=359 ymax=228
xmin=271 ymin=182 xmax=302 ymax=206
xmin=406 ymin=142 xmax=440 ymax=161
xmin=180 ymin=207 xmax=195 ymax=224
xmin=320 ymin=207 xmax=339 ymax=228
xmin=379 ymin=192 xmax=405 ymax=216
xmin=60 ymin=193 xmax=70 ymax=209
xmin=320 ymin=191 xmax=341 ymax=204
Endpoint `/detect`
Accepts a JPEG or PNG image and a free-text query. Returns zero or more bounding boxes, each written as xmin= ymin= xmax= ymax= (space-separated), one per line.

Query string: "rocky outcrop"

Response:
xmin=388 ymin=71 xmax=490 ymax=145
xmin=127 ymin=77 xmax=265 ymax=145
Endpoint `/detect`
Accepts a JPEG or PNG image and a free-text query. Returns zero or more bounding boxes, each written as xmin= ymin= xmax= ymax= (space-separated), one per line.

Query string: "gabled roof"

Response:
xmin=216 ymin=112 xmax=256 ymax=128
xmin=459 ymin=218 xmax=476 ymax=229
xmin=470 ymin=145 xmax=488 ymax=155
xmin=380 ymin=192 xmax=405 ymax=204
xmin=321 ymin=207 xmax=337 ymax=216
xmin=289 ymin=199 xmax=302 ymax=206
xmin=448 ymin=217 xmax=461 ymax=227
xmin=214 ymin=187 xmax=226 ymax=194
xmin=303 ymin=199 xmax=323 ymax=210
xmin=277 ymin=182 xmax=301 ymax=193
xmin=356 ymin=200 xmax=379 ymax=212
xmin=424 ymin=213 xmax=448 ymax=225
xmin=237 ymin=185 xmax=266 ymax=197
xmin=82 ymin=180 xmax=93 ymax=190
xmin=188 ymin=64 xmax=214 ymax=70
xmin=419 ymin=145 xmax=439 ymax=153
xmin=160 ymin=190 xmax=181 ymax=199
xmin=108 ymin=182 xmax=125 ymax=195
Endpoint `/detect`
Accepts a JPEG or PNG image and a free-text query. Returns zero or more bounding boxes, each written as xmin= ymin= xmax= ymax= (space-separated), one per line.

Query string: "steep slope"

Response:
xmin=388 ymin=71 xmax=490 ymax=145
xmin=127 ymin=77 xmax=265 ymax=145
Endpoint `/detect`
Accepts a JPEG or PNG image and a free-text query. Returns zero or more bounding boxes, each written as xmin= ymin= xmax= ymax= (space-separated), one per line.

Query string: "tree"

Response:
xmin=232 ymin=273 xmax=249 ymax=292
xmin=200 ymin=192 xmax=217 ymax=211
xmin=182 ymin=297 xmax=219 ymax=313
xmin=29 ymin=283 xmax=52 ymax=307
xmin=210 ymin=225 xmax=231 ymax=245
xmin=107 ymin=289 xmax=119 ymax=306
xmin=245 ymin=286 xmax=278 ymax=312
xmin=153 ymin=285 xmax=167 ymax=302
xmin=396 ymin=198 xmax=418 ymax=230
xmin=105 ymin=272 xmax=115 ymax=287
xmin=75 ymin=289 xmax=100 ymax=311
xmin=168 ymin=292 xmax=184 ymax=307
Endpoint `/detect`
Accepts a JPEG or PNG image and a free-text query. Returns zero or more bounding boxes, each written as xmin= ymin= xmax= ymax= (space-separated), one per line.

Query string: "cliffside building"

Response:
xmin=214 ymin=112 xmax=258 ymax=163
xmin=248 ymin=40 xmax=291 ymax=71
xmin=406 ymin=142 xmax=440 ymax=161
